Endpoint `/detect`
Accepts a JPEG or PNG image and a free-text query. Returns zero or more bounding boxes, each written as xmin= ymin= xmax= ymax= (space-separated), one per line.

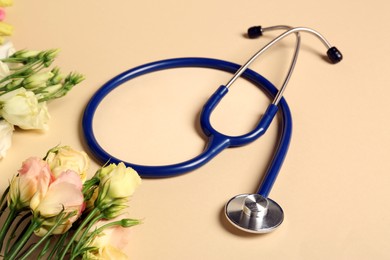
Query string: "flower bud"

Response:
xmin=49 ymin=67 xmax=64 ymax=85
xmin=23 ymin=71 xmax=54 ymax=89
xmin=101 ymin=203 xmax=128 ymax=219
xmin=120 ymin=218 xmax=141 ymax=228
xmin=11 ymin=49 xmax=40 ymax=59
xmin=41 ymin=49 xmax=59 ymax=67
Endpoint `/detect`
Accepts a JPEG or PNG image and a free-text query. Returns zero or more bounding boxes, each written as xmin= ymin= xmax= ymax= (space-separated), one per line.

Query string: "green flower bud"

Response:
xmin=10 ymin=49 xmax=40 ymax=59
xmin=49 ymin=67 xmax=64 ymax=85
xmin=24 ymin=71 xmax=54 ymax=89
xmin=102 ymin=204 xmax=128 ymax=219
xmin=120 ymin=218 xmax=141 ymax=227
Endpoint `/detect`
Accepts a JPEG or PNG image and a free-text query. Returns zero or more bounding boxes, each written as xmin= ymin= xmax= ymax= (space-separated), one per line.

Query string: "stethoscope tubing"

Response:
xmin=82 ymin=57 xmax=292 ymax=197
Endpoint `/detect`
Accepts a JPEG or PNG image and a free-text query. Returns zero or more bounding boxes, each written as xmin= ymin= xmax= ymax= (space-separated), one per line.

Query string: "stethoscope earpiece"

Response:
xmin=327 ymin=46 xmax=343 ymax=64
xmin=225 ymin=194 xmax=284 ymax=233
xmin=247 ymin=26 xmax=263 ymax=38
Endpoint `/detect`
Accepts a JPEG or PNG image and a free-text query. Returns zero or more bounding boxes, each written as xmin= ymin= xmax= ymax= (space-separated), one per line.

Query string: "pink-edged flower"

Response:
xmin=7 ymin=156 xmax=53 ymax=211
xmin=31 ymin=170 xmax=85 ymax=236
xmin=82 ymin=217 xmax=138 ymax=260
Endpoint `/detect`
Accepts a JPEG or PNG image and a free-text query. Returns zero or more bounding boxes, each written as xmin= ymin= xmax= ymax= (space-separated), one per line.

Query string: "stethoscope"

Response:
xmin=82 ymin=25 xmax=342 ymax=233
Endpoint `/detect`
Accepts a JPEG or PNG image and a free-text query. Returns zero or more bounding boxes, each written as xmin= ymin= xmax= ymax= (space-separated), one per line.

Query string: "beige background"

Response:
xmin=1 ymin=0 xmax=389 ymax=259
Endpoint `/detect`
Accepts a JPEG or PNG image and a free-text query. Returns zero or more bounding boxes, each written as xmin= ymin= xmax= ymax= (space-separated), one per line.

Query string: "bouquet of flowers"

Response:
xmin=0 ymin=146 xmax=142 ymax=259
xmin=0 ymin=0 xmax=84 ymax=159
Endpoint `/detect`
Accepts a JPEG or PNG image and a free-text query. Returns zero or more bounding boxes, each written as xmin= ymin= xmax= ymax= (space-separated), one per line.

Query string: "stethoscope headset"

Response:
xmin=82 ymin=25 xmax=342 ymax=233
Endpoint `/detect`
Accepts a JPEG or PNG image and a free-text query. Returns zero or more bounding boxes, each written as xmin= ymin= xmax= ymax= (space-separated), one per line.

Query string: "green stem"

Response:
xmin=19 ymin=213 xmax=67 ymax=260
xmin=0 ymin=202 xmax=7 ymax=219
xmin=37 ymin=238 xmax=51 ymax=260
xmin=0 ymin=209 xmax=17 ymax=252
xmin=0 ymin=186 xmax=9 ymax=207
xmin=5 ymin=212 xmax=31 ymax=254
xmin=71 ymin=213 xmax=102 ymax=257
xmin=4 ymin=219 xmax=41 ymax=260
xmin=0 ymin=186 xmax=9 ymax=219
xmin=46 ymin=232 xmax=68 ymax=260
xmin=5 ymin=216 xmax=31 ymax=256
xmin=57 ymin=207 xmax=101 ymax=260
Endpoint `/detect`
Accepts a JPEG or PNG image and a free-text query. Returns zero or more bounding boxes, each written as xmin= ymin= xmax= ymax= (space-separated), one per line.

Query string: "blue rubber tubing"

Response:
xmin=82 ymin=57 xmax=292 ymax=197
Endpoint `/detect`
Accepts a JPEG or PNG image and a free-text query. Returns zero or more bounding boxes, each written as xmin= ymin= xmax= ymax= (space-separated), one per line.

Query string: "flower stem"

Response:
xmin=0 ymin=202 xmax=7 ymax=219
xmin=46 ymin=232 xmax=68 ymax=260
xmin=0 ymin=209 xmax=17 ymax=252
xmin=37 ymin=238 xmax=51 ymax=259
xmin=4 ymin=219 xmax=41 ymax=260
xmin=5 ymin=212 xmax=31 ymax=254
xmin=0 ymin=186 xmax=9 ymax=218
xmin=0 ymin=185 xmax=9 ymax=206
xmin=19 ymin=212 xmax=67 ymax=260
xmin=71 ymin=212 xmax=103 ymax=257
xmin=57 ymin=207 xmax=101 ymax=260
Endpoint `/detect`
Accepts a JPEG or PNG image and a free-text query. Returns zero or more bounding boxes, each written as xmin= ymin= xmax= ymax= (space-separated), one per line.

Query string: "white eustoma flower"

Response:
xmin=0 ymin=60 xmax=9 ymax=78
xmin=0 ymin=87 xmax=50 ymax=130
xmin=0 ymin=41 xmax=13 ymax=78
xmin=0 ymin=40 xmax=14 ymax=59
xmin=0 ymin=119 xmax=13 ymax=159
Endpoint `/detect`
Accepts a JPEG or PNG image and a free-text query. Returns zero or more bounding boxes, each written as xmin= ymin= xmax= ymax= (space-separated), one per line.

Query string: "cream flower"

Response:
xmin=45 ymin=146 xmax=90 ymax=181
xmin=0 ymin=60 xmax=9 ymax=78
xmin=97 ymin=163 xmax=141 ymax=207
xmin=0 ymin=119 xmax=13 ymax=159
xmin=0 ymin=87 xmax=50 ymax=130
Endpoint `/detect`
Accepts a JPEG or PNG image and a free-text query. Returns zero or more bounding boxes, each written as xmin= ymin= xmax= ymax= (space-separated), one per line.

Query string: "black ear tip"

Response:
xmin=247 ymin=26 xmax=263 ymax=39
xmin=327 ymin=46 xmax=343 ymax=64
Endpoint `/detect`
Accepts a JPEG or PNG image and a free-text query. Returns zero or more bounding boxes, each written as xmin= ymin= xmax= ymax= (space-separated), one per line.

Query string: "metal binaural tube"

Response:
xmin=225 ymin=26 xmax=338 ymax=103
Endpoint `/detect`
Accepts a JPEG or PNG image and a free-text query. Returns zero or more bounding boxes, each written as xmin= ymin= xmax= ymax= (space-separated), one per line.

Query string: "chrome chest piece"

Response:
xmin=225 ymin=194 xmax=284 ymax=233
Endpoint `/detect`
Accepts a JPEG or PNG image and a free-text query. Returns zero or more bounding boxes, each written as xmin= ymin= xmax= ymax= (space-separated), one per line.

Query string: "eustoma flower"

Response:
xmin=8 ymin=157 xmax=52 ymax=211
xmin=81 ymin=217 xmax=140 ymax=260
xmin=96 ymin=162 xmax=142 ymax=212
xmin=0 ymin=119 xmax=12 ymax=159
xmin=0 ymin=87 xmax=50 ymax=130
xmin=45 ymin=145 xmax=90 ymax=181
xmin=0 ymin=156 xmax=52 ymax=252
xmin=31 ymin=169 xmax=85 ymax=236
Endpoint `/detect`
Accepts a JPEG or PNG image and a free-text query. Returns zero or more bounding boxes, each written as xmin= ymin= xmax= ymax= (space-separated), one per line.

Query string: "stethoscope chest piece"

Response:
xmin=225 ymin=194 xmax=284 ymax=233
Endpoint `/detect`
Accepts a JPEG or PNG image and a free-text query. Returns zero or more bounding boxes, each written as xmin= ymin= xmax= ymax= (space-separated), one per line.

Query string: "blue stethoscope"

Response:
xmin=82 ymin=25 xmax=342 ymax=233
